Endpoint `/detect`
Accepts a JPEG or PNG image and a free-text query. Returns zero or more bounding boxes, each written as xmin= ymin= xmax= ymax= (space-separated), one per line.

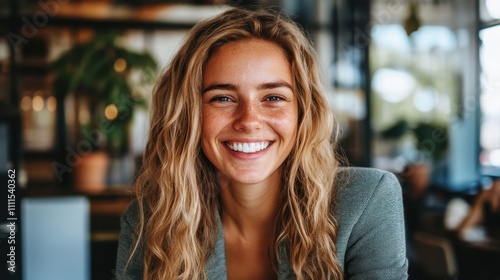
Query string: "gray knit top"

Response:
xmin=116 ymin=167 xmax=409 ymax=279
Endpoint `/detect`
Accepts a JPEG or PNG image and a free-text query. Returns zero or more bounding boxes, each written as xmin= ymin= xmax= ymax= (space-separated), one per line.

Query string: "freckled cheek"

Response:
xmin=266 ymin=110 xmax=298 ymax=137
xmin=202 ymin=108 xmax=228 ymax=143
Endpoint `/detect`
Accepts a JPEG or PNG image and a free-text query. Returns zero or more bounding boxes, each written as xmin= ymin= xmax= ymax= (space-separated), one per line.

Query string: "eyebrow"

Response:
xmin=202 ymin=81 xmax=293 ymax=94
xmin=202 ymin=84 xmax=237 ymax=94
xmin=257 ymin=81 xmax=293 ymax=91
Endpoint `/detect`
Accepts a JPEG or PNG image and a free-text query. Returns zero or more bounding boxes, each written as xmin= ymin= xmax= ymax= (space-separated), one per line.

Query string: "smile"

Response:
xmin=226 ymin=141 xmax=270 ymax=153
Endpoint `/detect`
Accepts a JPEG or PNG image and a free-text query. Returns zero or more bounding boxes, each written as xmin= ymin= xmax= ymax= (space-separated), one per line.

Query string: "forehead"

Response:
xmin=206 ymin=38 xmax=290 ymax=69
xmin=210 ymin=37 xmax=286 ymax=57
xmin=203 ymin=38 xmax=292 ymax=84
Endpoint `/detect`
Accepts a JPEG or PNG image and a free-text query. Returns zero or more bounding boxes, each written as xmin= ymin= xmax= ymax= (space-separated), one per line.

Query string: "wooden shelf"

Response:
xmin=1 ymin=2 xmax=230 ymax=31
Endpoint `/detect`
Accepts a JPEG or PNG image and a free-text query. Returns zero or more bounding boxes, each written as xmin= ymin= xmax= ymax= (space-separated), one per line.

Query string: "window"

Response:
xmin=479 ymin=25 xmax=500 ymax=173
xmin=370 ymin=24 xmax=460 ymax=172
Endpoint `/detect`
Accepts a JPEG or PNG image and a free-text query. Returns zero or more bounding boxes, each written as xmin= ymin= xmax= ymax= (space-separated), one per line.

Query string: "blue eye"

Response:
xmin=210 ymin=96 xmax=232 ymax=102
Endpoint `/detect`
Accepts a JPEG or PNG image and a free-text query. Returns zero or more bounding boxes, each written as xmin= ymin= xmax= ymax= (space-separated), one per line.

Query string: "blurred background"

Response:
xmin=0 ymin=0 xmax=499 ymax=279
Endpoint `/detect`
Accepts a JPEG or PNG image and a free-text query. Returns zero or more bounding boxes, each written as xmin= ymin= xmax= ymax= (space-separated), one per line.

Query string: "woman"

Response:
xmin=116 ymin=8 xmax=408 ymax=280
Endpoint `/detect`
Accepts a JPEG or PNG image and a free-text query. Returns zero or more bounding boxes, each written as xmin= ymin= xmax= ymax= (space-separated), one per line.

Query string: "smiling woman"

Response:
xmin=201 ymin=38 xmax=298 ymax=187
xmin=116 ymin=7 xmax=408 ymax=280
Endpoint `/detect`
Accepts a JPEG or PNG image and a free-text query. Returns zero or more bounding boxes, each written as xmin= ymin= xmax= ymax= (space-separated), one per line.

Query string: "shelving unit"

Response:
xmin=0 ymin=2 xmax=22 ymax=279
xmin=0 ymin=2 xmax=232 ymax=280
xmin=1 ymin=1 xmax=232 ymax=188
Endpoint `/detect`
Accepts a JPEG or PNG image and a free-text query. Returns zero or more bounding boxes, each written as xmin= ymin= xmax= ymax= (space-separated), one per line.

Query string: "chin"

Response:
xmin=229 ymin=170 xmax=279 ymax=186
xmin=231 ymin=176 xmax=267 ymax=185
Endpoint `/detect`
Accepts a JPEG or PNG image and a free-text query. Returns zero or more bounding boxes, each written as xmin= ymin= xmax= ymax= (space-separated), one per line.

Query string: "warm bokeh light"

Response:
xmin=104 ymin=104 xmax=119 ymax=121
xmin=21 ymin=96 xmax=32 ymax=111
xmin=79 ymin=108 xmax=90 ymax=125
xmin=47 ymin=96 xmax=57 ymax=112
xmin=32 ymin=95 xmax=44 ymax=112
xmin=114 ymin=58 xmax=127 ymax=73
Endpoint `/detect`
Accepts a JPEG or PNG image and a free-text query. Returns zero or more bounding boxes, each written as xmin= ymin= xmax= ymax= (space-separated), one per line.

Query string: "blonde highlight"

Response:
xmin=128 ymin=8 xmax=344 ymax=279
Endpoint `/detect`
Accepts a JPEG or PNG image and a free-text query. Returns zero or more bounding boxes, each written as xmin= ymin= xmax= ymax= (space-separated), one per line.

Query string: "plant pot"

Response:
xmin=74 ymin=151 xmax=109 ymax=193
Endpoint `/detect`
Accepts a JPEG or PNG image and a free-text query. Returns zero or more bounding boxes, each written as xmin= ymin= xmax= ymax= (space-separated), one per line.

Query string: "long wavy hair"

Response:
xmin=129 ymin=7 xmax=344 ymax=280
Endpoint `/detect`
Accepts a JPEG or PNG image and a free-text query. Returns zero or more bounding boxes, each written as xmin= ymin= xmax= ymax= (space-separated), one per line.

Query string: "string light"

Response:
xmin=79 ymin=108 xmax=90 ymax=125
xmin=104 ymin=104 xmax=119 ymax=121
xmin=20 ymin=96 xmax=32 ymax=111
xmin=32 ymin=95 xmax=44 ymax=112
xmin=47 ymin=96 xmax=57 ymax=112
xmin=114 ymin=58 xmax=127 ymax=73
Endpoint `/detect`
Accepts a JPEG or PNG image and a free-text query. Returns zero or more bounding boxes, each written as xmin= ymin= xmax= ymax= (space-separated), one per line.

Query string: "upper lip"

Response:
xmin=224 ymin=139 xmax=271 ymax=143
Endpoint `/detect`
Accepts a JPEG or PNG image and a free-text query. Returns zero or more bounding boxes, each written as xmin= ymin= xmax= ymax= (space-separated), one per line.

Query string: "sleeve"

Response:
xmin=344 ymin=172 xmax=409 ymax=280
xmin=115 ymin=203 xmax=144 ymax=280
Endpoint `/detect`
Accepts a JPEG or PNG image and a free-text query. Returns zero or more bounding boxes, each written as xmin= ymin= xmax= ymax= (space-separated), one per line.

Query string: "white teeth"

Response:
xmin=227 ymin=142 xmax=270 ymax=153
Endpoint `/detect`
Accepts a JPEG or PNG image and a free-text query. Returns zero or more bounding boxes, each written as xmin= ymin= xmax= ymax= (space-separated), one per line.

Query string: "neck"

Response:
xmin=218 ymin=170 xmax=281 ymax=238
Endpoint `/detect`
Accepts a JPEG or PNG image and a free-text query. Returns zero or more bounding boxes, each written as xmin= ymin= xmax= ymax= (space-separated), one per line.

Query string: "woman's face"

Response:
xmin=201 ymin=38 xmax=298 ymax=186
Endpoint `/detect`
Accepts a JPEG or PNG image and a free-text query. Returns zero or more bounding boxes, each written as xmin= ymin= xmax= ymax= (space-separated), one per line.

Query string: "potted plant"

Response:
xmin=52 ymin=33 xmax=157 ymax=191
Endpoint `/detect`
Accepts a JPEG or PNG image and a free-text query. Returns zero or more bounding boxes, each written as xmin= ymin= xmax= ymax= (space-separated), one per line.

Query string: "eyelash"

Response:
xmin=209 ymin=95 xmax=233 ymax=102
xmin=208 ymin=94 xmax=287 ymax=103
xmin=265 ymin=95 xmax=286 ymax=102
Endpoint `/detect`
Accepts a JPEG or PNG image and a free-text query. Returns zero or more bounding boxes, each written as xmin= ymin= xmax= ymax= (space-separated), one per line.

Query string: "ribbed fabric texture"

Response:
xmin=115 ymin=167 xmax=409 ymax=279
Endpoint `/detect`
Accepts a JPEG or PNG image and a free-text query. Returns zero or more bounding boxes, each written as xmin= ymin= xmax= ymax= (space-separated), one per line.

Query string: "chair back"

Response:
xmin=413 ymin=231 xmax=457 ymax=279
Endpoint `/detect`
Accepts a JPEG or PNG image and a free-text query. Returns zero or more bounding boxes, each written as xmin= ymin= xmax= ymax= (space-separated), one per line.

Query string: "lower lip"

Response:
xmin=224 ymin=143 xmax=272 ymax=159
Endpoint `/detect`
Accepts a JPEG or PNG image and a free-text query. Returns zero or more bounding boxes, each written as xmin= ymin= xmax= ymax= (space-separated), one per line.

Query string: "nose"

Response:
xmin=233 ymin=100 xmax=263 ymax=132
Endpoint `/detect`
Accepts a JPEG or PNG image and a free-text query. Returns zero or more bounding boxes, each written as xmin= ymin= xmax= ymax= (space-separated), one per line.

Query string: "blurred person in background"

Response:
xmin=445 ymin=180 xmax=500 ymax=239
